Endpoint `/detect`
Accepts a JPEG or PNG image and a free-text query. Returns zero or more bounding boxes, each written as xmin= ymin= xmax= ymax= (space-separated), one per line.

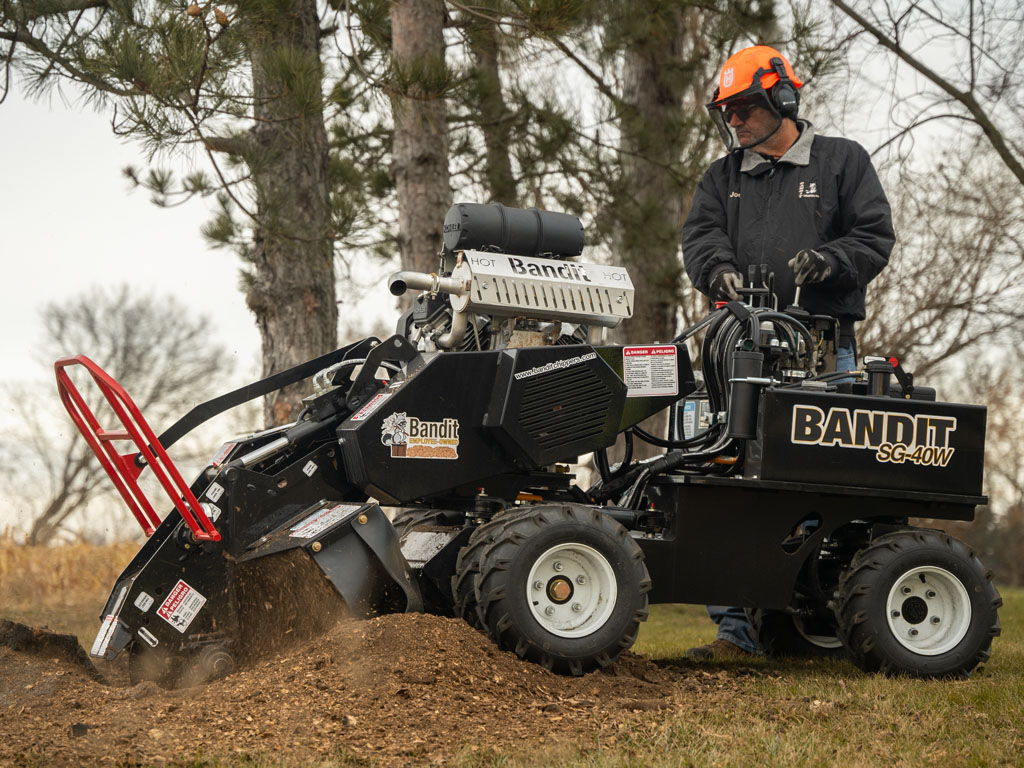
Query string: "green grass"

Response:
xmin=449 ymin=588 xmax=1024 ymax=767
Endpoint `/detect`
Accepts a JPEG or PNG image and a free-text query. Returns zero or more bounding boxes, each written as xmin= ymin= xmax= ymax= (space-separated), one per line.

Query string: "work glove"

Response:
xmin=709 ymin=268 xmax=743 ymax=302
xmin=788 ymin=249 xmax=834 ymax=286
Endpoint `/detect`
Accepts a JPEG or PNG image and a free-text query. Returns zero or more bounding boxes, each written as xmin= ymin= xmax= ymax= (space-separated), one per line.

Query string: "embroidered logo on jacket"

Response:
xmin=798 ymin=181 xmax=819 ymax=198
xmin=729 ymin=191 xmax=741 ymax=198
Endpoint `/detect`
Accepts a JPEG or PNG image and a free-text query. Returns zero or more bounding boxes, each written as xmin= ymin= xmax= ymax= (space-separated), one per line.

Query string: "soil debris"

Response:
xmin=0 ymin=612 xmax=732 ymax=766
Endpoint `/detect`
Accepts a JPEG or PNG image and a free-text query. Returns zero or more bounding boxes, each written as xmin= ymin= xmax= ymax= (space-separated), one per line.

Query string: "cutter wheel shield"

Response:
xmin=748 ymin=608 xmax=845 ymax=659
xmin=475 ymin=505 xmax=651 ymax=675
xmin=836 ymin=529 xmax=1001 ymax=678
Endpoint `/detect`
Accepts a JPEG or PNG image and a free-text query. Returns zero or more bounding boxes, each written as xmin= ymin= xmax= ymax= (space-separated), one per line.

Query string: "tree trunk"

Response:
xmin=390 ymin=0 xmax=451 ymax=285
xmin=611 ymin=11 xmax=694 ymax=347
xmin=609 ymin=7 xmax=705 ymax=455
xmin=246 ymin=0 xmax=336 ymax=426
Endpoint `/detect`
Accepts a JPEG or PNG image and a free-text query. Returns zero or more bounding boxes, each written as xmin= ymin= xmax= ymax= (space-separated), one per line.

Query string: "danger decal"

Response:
xmin=623 ymin=346 xmax=678 ymax=398
xmin=791 ymin=405 xmax=957 ymax=468
xmin=157 ymin=580 xmax=207 ymax=634
xmin=381 ymin=412 xmax=460 ymax=460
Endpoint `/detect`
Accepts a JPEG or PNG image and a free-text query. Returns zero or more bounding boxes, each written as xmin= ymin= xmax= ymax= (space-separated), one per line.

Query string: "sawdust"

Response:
xmin=0 ymin=613 xmax=741 ymax=766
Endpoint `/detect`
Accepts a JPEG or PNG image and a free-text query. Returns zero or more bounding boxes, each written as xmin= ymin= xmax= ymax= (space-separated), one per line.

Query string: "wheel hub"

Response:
xmin=547 ymin=576 xmax=573 ymax=604
xmin=526 ymin=543 xmax=616 ymax=638
xmin=885 ymin=565 xmax=971 ymax=656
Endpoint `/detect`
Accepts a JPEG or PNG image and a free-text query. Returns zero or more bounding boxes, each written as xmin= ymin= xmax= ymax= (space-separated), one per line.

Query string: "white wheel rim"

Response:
xmin=793 ymin=616 xmax=844 ymax=649
xmin=526 ymin=543 xmax=617 ymax=638
xmin=885 ymin=565 xmax=971 ymax=656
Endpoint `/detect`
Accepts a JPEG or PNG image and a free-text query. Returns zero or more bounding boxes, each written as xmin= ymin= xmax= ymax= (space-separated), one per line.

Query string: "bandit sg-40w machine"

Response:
xmin=59 ymin=204 xmax=1000 ymax=685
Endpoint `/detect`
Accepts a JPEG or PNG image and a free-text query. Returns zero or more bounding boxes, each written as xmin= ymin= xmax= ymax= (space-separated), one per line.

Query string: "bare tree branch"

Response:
xmin=831 ymin=0 xmax=1024 ymax=186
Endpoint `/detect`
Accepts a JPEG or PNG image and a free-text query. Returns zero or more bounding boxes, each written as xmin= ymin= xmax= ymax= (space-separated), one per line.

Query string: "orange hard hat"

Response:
xmin=715 ymin=45 xmax=803 ymax=102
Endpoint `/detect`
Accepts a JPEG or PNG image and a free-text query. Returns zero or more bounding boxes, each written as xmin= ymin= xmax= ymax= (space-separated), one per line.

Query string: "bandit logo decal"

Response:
xmin=507 ymin=257 xmax=592 ymax=283
xmin=381 ymin=412 xmax=460 ymax=460
xmin=791 ymin=405 xmax=957 ymax=468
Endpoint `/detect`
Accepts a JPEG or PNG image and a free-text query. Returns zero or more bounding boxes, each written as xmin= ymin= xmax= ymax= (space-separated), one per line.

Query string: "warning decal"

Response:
xmin=134 ymin=591 xmax=154 ymax=612
xmin=351 ymin=392 xmax=391 ymax=422
xmin=623 ymin=346 xmax=678 ymax=397
xmin=157 ymin=580 xmax=207 ymax=634
xmin=289 ymin=503 xmax=363 ymax=539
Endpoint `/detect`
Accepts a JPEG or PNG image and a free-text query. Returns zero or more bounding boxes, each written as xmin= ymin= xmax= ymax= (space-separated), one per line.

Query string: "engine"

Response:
xmin=390 ymin=203 xmax=634 ymax=351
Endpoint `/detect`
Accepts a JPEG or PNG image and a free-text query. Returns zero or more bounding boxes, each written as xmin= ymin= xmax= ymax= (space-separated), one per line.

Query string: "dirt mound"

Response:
xmin=0 ymin=619 xmax=104 ymax=682
xmin=0 ymin=612 xmax=722 ymax=765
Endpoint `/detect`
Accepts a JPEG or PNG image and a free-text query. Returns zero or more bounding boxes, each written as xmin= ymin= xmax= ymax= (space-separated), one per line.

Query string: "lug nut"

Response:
xmin=931 ymin=616 xmax=941 ymax=624
xmin=572 ymin=603 xmax=582 ymax=613
xmin=909 ymin=628 xmax=919 ymax=637
xmin=902 ymin=586 xmax=912 ymax=595
xmin=544 ymin=606 xmax=555 ymax=616
xmin=576 ymin=575 xmax=586 ymax=585
xmin=891 ymin=610 xmax=901 ymax=618
xmin=553 ymin=561 xmax=563 ymax=572
xmin=533 ymin=581 xmax=544 ymax=590
xmin=926 ymin=590 xmax=936 ymax=598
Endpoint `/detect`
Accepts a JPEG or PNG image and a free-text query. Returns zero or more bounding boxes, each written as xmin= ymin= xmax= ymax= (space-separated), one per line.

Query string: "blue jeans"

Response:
xmin=836 ymin=344 xmax=855 ymax=378
xmin=708 ymin=344 xmax=856 ymax=652
xmin=708 ymin=605 xmax=761 ymax=653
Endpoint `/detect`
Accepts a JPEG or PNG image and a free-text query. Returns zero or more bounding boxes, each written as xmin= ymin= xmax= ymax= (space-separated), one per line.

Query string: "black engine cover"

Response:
xmin=337 ymin=344 xmax=694 ymax=502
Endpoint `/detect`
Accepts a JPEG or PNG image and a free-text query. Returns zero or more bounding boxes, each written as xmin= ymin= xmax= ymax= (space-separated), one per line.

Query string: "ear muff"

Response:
xmin=768 ymin=56 xmax=800 ymax=119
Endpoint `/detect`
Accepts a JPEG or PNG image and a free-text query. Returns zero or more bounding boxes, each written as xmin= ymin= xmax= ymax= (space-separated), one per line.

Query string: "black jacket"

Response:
xmin=682 ymin=122 xmax=894 ymax=341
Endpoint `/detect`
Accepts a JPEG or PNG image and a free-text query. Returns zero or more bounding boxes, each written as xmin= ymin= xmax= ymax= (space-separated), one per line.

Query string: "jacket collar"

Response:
xmin=740 ymin=119 xmax=815 ymax=174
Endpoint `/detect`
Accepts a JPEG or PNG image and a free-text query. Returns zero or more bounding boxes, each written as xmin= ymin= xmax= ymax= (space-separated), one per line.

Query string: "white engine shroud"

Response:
xmin=449 ymin=250 xmax=634 ymax=328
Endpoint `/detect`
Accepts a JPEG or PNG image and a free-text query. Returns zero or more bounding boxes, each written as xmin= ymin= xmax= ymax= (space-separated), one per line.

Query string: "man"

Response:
xmin=681 ymin=45 xmax=895 ymax=659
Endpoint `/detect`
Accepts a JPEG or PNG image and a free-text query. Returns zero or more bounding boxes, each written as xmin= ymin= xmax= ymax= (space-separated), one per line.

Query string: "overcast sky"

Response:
xmin=1 ymin=89 xmax=263 ymax=383
xmin=0 ymin=87 xmax=406 ymax=396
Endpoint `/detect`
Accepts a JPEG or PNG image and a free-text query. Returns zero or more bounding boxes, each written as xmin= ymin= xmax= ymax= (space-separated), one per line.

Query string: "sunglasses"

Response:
xmin=722 ymin=100 xmax=758 ymax=121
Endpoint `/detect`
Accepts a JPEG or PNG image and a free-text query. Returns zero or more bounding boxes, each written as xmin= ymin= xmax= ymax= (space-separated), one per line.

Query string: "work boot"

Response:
xmin=684 ymin=638 xmax=752 ymax=661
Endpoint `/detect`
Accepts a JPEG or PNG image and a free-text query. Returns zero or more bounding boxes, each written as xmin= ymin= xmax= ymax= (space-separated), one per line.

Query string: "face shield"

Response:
xmin=706 ymin=87 xmax=783 ymax=154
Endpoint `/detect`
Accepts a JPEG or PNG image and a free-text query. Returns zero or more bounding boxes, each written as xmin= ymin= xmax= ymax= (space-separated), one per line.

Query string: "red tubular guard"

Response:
xmin=54 ymin=355 xmax=220 ymax=542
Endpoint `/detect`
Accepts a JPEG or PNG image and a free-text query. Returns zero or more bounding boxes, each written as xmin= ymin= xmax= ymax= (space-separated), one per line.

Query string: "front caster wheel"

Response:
xmin=475 ymin=504 xmax=650 ymax=676
xmin=836 ymin=529 xmax=1001 ymax=678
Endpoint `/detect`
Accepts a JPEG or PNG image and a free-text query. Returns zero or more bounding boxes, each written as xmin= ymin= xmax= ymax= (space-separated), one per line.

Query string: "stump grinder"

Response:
xmin=58 ymin=203 xmax=1001 ymax=686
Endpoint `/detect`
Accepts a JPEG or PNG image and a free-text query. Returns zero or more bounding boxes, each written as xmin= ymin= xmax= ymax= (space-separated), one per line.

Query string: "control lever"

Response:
xmin=738 ymin=263 xmax=772 ymax=307
xmin=888 ymin=357 xmax=915 ymax=397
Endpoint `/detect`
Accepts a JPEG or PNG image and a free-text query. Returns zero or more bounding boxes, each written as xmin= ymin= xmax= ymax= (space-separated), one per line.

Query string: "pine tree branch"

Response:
xmin=202 ymin=134 xmax=247 ymax=155
xmin=0 ymin=27 xmax=141 ymax=97
xmin=13 ymin=0 xmax=108 ymax=24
